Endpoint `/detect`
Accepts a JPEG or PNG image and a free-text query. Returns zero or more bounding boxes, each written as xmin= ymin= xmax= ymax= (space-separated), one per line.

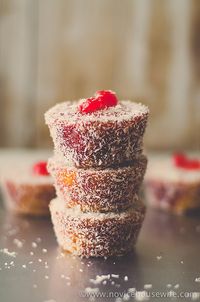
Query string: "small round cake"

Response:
xmin=144 ymin=154 xmax=200 ymax=215
xmin=48 ymin=154 xmax=147 ymax=212
xmin=45 ymin=91 xmax=149 ymax=168
xmin=50 ymin=198 xmax=145 ymax=257
xmin=1 ymin=161 xmax=56 ymax=216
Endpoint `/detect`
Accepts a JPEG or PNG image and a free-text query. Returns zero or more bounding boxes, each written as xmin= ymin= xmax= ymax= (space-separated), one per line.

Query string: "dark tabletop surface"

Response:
xmin=0 ymin=199 xmax=200 ymax=302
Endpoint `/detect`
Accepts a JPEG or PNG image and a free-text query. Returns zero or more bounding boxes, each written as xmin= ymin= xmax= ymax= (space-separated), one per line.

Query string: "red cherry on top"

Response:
xmin=32 ymin=161 xmax=49 ymax=176
xmin=173 ymin=153 xmax=187 ymax=167
xmin=78 ymin=90 xmax=118 ymax=113
xmin=173 ymin=153 xmax=200 ymax=170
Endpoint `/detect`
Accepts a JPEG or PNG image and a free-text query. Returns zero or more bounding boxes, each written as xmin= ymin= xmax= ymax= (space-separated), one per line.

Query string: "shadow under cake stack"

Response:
xmin=45 ymin=90 xmax=149 ymax=257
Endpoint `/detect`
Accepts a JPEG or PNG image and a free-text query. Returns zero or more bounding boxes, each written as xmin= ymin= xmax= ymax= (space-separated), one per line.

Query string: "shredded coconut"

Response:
xmin=135 ymin=290 xmax=149 ymax=301
xmin=191 ymin=292 xmax=200 ymax=300
xmin=13 ymin=238 xmax=23 ymax=248
xmin=0 ymin=249 xmax=16 ymax=257
xmin=90 ymin=274 xmax=110 ymax=285
xmin=85 ymin=287 xmax=99 ymax=294
xmin=144 ymin=284 xmax=152 ymax=289
xmin=32 ymin=242 xmax=37 ymax=248
xmin=174 ymin=284 xmax=179 ymax=289
xmin=45 ymin=100 xmax=149 ymax=125
xmin=111 ymin=274 xmax=119 ymax=278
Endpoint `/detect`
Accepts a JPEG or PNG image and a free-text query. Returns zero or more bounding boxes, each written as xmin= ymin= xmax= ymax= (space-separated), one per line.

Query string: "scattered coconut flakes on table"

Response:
xmin=111 ymin=274 xmax=119 ymax=278
xmin=13 ymin=238 xmax=23 ymax=248
xmin=135 ymin=290 xmax=149 ymax=301
xmin=174 ymin=284 xmax=179 ymax=289
xmin=191 ymin=292 xmax=200 ymax=301
xmin=31 ymin=242 xmax=37 ymax=248
xmin=128 ymin=288 xmax=136 ymax=293
xmin=123 ymin=293 xmax=130 ymax=301
xmin=85 ymin=287 xmax=99 ymax=294
xmin=144 ymin=284 xmax=152 ymax=289
xmin=167 ymin=290 xmax=176 ymax=298
xmin=90 ymin=274 xmax=111 ymax=285
xmin=0 ymin=248 xmax=17 ymax=257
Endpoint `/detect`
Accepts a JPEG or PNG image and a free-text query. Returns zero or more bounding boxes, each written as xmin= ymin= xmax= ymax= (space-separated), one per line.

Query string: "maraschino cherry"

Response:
xmin=78 ymin=90 xmax=118 ymax=113
xmin=33 ymin=161 xmax=49 ymax=176
xmin=173 ymin=153 xmax=200 ymax=170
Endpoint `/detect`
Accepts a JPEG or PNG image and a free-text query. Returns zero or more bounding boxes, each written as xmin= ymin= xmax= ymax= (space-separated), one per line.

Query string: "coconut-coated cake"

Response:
xmin=50 ymin=198 xmax=145 ymax=257
xmin=48 ymin=154 xmax=147 ymax=212
xmin=1 ymin=161 xmax=56 ymax=216
xmin=144 ymin=154 xmax=200 ymax=215
xmin=45 ymin=95 xmax=149 ymax=168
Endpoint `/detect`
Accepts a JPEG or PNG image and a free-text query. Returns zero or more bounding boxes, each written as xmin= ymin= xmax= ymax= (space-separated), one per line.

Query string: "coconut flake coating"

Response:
xmin=45 ymin=101 xmax=149 ymax=168
xmin=48 ymin=154 xmax=147 ymax=212
xmin=50 ymin=198 xmax=146 ymax=257
xmin=2 ymin=180 xmax=56 ymax=216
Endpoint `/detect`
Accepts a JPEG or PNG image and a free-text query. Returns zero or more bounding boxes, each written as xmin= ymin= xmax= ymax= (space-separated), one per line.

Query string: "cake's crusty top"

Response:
xmin=145 ymin=156 xmax=200 ymax=183
xmin=45 ymin=100 xmax=149 ymax=125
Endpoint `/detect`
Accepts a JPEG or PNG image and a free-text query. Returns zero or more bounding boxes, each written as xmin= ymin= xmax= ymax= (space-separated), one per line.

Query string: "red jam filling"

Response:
xmin=173 ymin=153 xmax=200 ymax=170
xmin=32 ymin=161 xmax=49 ymax=176
xmin=78 ymin=90 xmax=118 ymax=113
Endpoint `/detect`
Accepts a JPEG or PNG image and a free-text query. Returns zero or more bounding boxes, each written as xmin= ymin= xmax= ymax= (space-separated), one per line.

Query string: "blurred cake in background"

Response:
xmin=144 ymin=154 xmax=200 ymax=215
xmin=1 ymin=161 xmax=56 ymax=216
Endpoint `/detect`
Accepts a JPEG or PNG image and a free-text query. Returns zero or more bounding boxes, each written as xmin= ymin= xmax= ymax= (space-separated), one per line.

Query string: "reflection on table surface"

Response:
xmin=0 ymin=201 xmax=200 ymax=302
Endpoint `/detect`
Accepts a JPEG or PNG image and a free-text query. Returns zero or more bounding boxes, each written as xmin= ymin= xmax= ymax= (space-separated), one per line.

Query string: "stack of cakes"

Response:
xmin=45 ymin=90 xmax=149 ymax=257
